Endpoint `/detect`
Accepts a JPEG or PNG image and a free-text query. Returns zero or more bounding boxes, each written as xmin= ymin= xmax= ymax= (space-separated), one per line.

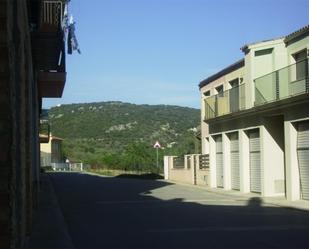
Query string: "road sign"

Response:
xmin=153 ymin=141 xmax=161 ymax=148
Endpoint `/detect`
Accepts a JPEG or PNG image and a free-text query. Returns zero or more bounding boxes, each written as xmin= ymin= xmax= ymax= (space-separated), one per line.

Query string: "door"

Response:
xmin=230 ymin=132 xmax=240 ymax=190
xmin=297 ymin=121 xmax=309 ymax=200
xmin=249 ymin=129 xmax=261 ymax=193
xmin=215 ymin=135 xmax=223 ymax=187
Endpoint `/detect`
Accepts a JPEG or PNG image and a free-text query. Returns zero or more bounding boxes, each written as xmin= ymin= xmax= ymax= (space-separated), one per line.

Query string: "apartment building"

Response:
xmin=0 ymin=0 xmax=70 ymax=247
xmin=200 ymin=25 xmax=309 ymax=201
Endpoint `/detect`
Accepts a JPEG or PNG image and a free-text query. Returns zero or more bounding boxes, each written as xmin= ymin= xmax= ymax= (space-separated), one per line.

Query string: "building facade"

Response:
xmin=0 ymin=0 xmax=69 ymax=247
xmin=200 ymin=26 xmax=309 ymax=201
xmin=40 ymin=135 xmax=63 ymax=167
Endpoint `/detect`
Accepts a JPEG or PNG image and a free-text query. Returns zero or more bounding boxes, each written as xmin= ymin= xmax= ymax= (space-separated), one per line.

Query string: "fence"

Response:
xmin=173 ymin=157 xmax=185 ymax=169
xmin=164 ymin=154 xmax=210 ymax=186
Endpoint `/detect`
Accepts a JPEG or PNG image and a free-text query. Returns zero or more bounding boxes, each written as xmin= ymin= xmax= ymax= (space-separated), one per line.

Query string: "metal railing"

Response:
xmin=199 ymin=154 xmax=209 ymax=170
xmin=41 ymin=1 xmax=63 ymax=27
xmin=255 ymin=58 xmax=309 ymax=106
xmin=204 ymin=83 xmax=246 ymax=120
xmin=173 ymin=157 xmax=185 ymax=169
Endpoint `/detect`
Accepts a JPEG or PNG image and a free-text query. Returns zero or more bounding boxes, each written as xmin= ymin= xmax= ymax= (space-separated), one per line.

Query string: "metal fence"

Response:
xmin=255 ymin=58 xmax=309 ymax=106
xmin=199 ymin=154 xmax=209 ymax=170
xmin=204 ymin=83 xmax=246 ymax=120
xmin=173 ymin=157 xmax=185 ymax=169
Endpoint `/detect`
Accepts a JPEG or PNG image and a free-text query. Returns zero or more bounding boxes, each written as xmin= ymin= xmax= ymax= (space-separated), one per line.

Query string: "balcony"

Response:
xmin=31 ymin=0 xmax=66 ymax=98
xmin=204 ymin=84 xmax=246 ymax=120
xmin=255 ymin=58 xmax=309 ymax=106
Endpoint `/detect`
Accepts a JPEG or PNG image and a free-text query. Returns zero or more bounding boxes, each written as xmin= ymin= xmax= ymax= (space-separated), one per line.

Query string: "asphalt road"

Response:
xmin=49 ymin=172 xmax=309 ymax=248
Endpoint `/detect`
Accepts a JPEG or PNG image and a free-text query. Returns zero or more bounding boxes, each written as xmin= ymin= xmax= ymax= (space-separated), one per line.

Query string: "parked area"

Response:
xmin=28 ymin=172 xmax=309 ymax=249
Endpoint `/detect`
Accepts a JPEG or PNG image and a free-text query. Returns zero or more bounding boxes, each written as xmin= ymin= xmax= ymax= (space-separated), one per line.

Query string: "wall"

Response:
xmin=0 ymin=0 xmax=40 ymax=248
xmin=164 ymin=155 xmax=210 ymax=186
xmin=200 ymin=66 xmax=245 ymax=155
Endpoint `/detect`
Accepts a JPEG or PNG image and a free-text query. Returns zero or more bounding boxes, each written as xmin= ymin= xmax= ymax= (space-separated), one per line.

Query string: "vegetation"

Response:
xmin=48 ymin=101 xmax=200 ymax=173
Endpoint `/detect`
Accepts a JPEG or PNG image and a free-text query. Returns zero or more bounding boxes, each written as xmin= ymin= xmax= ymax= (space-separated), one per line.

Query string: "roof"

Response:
xmin=241 ymin=37 xmax=284 ymax=53
xmin=199 ymin=59 xmax=244 ymax=89
xmin=284 ymin=25 xmax=309 ymax=45
xmin=51 ymin=136 xmax=63 ymax=141
xmin=199 ymin=25 xmax=309 ymax=89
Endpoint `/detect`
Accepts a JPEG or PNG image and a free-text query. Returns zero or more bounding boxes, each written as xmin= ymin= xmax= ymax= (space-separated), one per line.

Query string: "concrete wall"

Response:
xmin=244 ymin=38 xmax=287 ymax=108
xmin=164 ymin=155 xmax=210 ymax=186
xmin=200 ymin=66 xmax=245 ymax=155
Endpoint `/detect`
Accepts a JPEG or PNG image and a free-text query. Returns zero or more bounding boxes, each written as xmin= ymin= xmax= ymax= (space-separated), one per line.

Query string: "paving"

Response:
xmin=27 ymin=172 xmax=309 ymax=248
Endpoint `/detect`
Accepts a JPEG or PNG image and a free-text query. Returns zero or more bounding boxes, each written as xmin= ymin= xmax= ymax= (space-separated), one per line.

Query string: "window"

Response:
xmin=215 ymin=85 xmax=224 ymax=96
xmin=229 ymin=78 xmax=239 ymax=88
xmin=203 ymin=90 xmax=210 ymax=97
xmin=254 ymin=48 xmax=273 ymax=57
xmin=293 ymin=50 xmax=308 ymax=80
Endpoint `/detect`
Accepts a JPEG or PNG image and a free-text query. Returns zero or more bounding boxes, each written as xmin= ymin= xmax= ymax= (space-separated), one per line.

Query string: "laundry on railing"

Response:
xmin=60 ymin=0 xmax=81 ymax=54
xmin=67 ymin=15 xmax=81 ymax=54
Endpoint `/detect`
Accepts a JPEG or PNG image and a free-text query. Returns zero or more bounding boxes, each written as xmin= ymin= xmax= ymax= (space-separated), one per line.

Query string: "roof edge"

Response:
xmin=199 ymin=59 xmax=244 ymax=89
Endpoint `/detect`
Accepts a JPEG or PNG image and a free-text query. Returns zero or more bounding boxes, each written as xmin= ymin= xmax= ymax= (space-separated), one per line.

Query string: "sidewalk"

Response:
xmin=165 ymin=179 xmax=309 ymax=212
xmin=25 ymin=173 xmax=74 ymax=249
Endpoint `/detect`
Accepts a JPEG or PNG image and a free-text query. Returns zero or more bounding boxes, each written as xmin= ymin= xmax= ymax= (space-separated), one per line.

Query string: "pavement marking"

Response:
xmin=148 ymin=225 xmax=309 ymax=233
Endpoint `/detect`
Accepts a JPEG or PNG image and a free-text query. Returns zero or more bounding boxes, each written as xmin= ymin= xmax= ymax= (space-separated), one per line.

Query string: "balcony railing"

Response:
xmin=204 ymin=83 xmax=246 ymax=120
xmin=255 ymin=58 xmax=309 ymax=106
xmin=40 ymin=1 xmax=63 ymax=30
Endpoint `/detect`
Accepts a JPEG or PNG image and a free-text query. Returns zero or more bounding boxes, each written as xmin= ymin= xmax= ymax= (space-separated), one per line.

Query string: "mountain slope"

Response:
xmin=48 ymin=101 xmax=200 ymax=164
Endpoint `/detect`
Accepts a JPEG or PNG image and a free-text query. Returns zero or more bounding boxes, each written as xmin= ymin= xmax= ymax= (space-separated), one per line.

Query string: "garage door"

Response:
xmin=249 ymin=129 xmax=261 ymax=193
xmin=230 ymin=132 xmax=240 ymax=190
xmin=297 ymin=121 xmax=309 ymax=200
xmin=216 ymin=135 xmax=223 ymax=188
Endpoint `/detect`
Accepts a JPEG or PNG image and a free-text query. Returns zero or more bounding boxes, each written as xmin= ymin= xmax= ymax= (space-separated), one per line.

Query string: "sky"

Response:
xmin=43 ymin=0 xmax=309 ymax=109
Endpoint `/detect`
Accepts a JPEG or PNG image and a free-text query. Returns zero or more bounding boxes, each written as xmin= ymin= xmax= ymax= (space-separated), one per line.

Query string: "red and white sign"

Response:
xmin=153 ymin=141 xmax=161 ymax=148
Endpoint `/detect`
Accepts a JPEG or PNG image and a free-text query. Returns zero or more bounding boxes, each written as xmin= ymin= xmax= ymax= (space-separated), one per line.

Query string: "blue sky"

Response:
xmin=43 ymin=0 xmax=309 ymax=109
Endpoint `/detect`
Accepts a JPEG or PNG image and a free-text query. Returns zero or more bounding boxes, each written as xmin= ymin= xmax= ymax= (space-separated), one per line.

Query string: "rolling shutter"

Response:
xmin=249 ymin=129 xmax=261 ymax=193
xmin=297 ymin=121 xmax=309 ymax=200
xmin=230 ymin=132 xmax=240 ymax=190
xmin=215 ymin=135 xmax=223 ymax=188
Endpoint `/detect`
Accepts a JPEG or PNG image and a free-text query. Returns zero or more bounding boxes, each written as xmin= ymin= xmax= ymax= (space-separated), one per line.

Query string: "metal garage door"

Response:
xmin=249 ymin=129 xmax=261 ymax=193
xmin=216 ymin=135 xmax=223 ymax=188
xmin=230 ymin=132 xmax=240 ymax=190
xmin=297 ymin=121 xmax=309 ymax=200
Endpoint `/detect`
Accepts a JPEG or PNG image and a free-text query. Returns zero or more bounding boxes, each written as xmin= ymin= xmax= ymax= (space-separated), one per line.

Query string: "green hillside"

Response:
xmin=48 ymin=101 xmax=200 ymax=171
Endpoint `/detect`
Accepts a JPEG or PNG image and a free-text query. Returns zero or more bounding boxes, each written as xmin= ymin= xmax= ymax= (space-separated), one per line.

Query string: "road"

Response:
xmin=48 ymin=172 xmax=309 ymax=248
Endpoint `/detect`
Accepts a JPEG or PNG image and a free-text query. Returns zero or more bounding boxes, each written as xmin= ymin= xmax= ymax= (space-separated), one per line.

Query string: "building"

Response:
xmin=40 ymin=135 xmax=64 ymax=167
xmin=164 ymin=25 xmax=309 ymax=202
xmin=0 ymin=0 xmax=72 ymax=247
xmin=200 ymin=25 xmax=309 ymax=201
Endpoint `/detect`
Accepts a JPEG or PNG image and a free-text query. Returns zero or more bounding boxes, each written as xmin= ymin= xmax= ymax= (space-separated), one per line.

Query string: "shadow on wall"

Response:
xmin=30 ymin=172 xmax=309 ymax=249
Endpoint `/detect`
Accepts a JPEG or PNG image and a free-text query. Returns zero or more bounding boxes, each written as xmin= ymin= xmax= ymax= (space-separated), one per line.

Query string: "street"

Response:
xmin=34 ymin=172 xmax=309 ymax=248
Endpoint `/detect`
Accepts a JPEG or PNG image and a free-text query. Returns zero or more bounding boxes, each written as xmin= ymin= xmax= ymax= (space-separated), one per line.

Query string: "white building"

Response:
xmin=200 ymin=25 xmax=309 ymax=201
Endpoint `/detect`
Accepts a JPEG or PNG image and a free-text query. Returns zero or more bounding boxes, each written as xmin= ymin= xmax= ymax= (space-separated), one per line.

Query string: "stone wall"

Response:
xmin=0 ymin=0 xmax=40 ymax=248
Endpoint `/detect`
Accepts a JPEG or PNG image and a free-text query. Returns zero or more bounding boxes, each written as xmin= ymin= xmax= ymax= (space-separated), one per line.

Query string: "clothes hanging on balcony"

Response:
xmin=67 ymin=15 xmax=81 ymax=54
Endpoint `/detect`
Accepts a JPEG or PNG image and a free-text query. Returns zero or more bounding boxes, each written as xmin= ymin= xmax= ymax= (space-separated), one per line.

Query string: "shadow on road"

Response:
xmin=30 ymin=172 xmax=309 ymax=249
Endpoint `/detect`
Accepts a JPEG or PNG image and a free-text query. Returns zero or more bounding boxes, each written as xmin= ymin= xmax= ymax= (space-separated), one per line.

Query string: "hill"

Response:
xmin=48 ymin=101 xmax=200 ymax=169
